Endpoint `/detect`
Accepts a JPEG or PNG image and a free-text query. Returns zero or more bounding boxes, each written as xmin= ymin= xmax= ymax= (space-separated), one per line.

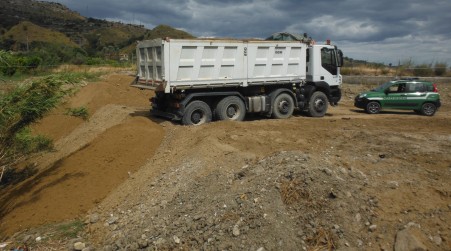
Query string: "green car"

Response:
xmin=354 ymin=78 xmax=441 ymax=116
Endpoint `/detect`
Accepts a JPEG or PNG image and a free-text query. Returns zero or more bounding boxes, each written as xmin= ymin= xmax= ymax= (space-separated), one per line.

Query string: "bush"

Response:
xmin=413 ymin=64 xmax=433 ymax=77
xmin=434 ymin=62 xmax=447 ymax=76
xmin=65 ymin=106 xmax=89 ymax=120
xmin=0 ymin=74 xmax=82 ymax=183
xmin=0 ymin=50 xmax=18 ymax=76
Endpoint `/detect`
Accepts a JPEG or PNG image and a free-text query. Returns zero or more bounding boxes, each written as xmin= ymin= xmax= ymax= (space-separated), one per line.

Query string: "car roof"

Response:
xmin=390 ymin=78 xmax=432 ymax=84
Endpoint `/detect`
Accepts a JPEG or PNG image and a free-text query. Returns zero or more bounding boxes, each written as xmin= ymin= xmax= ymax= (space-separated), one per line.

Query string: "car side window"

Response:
xmin=406 ymin=83 xmax=426 ymax=92
xmin=387 ymin=83 xmax=406 ymax=93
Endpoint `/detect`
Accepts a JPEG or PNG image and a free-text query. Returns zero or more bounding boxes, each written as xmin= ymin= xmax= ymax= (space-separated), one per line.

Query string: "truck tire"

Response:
xmin=182 ymin=100 xmax=212 ymax=125
xmin=307 ymin=91 xmax=328 ymax=117
xmin=215 ymin=96 xmax=246 ymax=121
xmin=271 ymin=93 xmax=294 ymax=119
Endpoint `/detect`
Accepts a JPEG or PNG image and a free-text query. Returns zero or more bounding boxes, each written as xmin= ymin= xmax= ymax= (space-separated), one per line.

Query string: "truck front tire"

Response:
xmin=182 ymin=100 xmax=212 ymax=125
xmin=307 ymin=91 xmax=328 ymax=117
xmin=215 ymin=96 xmax=246 ymax=121
xmin=271 ymin=93 xmax=294 ymax=119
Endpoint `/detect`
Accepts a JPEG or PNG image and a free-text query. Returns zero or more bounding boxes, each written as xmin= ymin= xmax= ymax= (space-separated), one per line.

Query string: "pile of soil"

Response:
xmin=1 ymin=74 xmax=450 ymax=251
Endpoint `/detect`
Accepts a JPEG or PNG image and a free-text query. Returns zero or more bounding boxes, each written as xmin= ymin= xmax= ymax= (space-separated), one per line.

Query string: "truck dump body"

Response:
xmin=133 ymin=39 xmax=307 ymax=93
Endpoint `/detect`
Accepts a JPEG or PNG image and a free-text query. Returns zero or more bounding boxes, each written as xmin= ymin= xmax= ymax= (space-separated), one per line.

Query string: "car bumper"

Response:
xmin=354 ymin=96 xmax=367 ymax=109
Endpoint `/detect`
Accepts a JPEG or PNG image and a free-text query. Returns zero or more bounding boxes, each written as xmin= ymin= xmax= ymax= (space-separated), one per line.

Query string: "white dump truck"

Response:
xmin=131 ymin=35 xmax=343 ymax=125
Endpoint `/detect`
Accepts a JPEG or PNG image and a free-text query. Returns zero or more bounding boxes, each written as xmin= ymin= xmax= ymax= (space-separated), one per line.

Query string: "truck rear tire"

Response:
xmin=307 ymin=91 xmax=328 ymax=117
xmin=182 ymin=100 xmax=212 ymax=125
xmin=271 ymin=93 xmax=294 ymax=119
xmin=215 ymin=96 xmax=246 ymax=121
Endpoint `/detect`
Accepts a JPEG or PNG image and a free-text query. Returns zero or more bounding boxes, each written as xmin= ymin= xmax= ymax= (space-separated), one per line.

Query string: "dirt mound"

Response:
xmin=1 ymin=75 xmax=450 ymax=251
xmin=0 ymin=75 xmax=163 ymax=236
xmin=91 ymin=151 xmax=374 ymax=250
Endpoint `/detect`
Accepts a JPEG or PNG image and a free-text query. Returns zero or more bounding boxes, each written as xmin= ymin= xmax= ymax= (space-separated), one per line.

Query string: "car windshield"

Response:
xmin=372 ymin=82 xmax=394 ymax=92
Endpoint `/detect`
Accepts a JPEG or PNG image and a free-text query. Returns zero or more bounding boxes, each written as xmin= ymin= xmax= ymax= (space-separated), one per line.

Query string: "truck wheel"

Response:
xmin=182 ymin=100 xmax=212 ymax=125
xmin=216 ymin=96 xmax=246 ymax=121
xmin=307 ymin=91 xmax=328 ymax=117
xmin=272 ymin=93 xmax=294 ymax=119
xmin=365 ymin=101 xmax=381 ymax=114
xmin=420 ymin=102 xmax=436 ymax=116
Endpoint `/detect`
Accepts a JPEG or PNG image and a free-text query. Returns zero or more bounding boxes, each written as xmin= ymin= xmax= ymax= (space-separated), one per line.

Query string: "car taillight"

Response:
xmin=433 ymin=83 xmax=438 ymax=92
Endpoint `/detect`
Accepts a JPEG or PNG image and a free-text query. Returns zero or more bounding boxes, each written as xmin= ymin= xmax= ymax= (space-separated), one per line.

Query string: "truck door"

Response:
xmin=306 ymin=45 xmax=342 ymax=86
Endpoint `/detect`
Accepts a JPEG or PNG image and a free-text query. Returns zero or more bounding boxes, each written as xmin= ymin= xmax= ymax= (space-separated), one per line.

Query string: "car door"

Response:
xmin=403 ymin=82 xmax=427 ymax=109
xmin=382 ymin=83 xmax=408 ymax=109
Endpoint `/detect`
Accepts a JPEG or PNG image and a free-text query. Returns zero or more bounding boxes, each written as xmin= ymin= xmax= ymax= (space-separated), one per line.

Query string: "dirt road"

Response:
xmin=1 ymin=74 xmax=450 ymax=250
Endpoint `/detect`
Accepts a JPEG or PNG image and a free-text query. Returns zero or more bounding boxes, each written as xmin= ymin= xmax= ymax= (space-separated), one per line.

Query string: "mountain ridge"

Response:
xmin=0 ymin=0 xmax=194 ymax=57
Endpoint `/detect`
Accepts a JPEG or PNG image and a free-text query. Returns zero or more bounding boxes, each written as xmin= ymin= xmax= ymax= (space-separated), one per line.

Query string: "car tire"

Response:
xmin=365 ymin=101 xmax=381 ymax=114
xmin=182 ymin=100 xmax=212 ymax=125
xmin=420 ymin=102 xmax=436 ymax=116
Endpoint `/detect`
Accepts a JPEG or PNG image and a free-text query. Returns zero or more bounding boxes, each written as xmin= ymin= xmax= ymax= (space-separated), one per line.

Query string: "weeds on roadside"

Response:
xmin=0 ymin=73 xmax=91 ymax=184
xmin=65 ymin=106 xmax=89 ymax=120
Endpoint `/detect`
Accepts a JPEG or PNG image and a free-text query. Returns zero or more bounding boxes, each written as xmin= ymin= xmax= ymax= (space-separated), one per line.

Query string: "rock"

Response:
xmin=173 ymin=235 xmax=181 ymax=244
xmin=232 ymin=225 xmax=240 ymax=236
xmin=103 ymin=245 xmax=113 ymax=251
xmin=90 ymin=213 xmax=100 ymax=223
xmin=256 ymin=247 xmax=265 ymax=251
xmin=22 ymin=235 xmax=33 ymax=243
xmin=35 ymin=236 xmax=42 ymax=242
xmin=355 ymin=213 xmax=362 ymax=222
xmin=138 ymin=239 xmax=148 ymax=248
xmin=369 ymin=225 xmax=377 ymax=232
xmin=74 ymin=242 xmax=86 ymax=251
xmin=107 ymin=216 xmax=118 ymax=225
xmin=432 ymin=235 xmax=442 ymax=246
xmin=388 ymin=181 xmax=399 ymax=189
xmin=128 ymin=243 xmax=139 ymax=251
xmin=154 ymin=238 xmax=166 ymax=246
xmin=394 ymin=228 xmax=428 ymax=251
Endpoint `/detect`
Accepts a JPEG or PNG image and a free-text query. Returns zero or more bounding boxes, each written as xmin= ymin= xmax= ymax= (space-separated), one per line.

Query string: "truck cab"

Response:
xmin=307 ymin=45 xmax=343 ymax=87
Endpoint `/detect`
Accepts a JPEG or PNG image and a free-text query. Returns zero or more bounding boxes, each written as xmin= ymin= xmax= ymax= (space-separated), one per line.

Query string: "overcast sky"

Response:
xmin=47 ymin=0 xmax=451 ymax=65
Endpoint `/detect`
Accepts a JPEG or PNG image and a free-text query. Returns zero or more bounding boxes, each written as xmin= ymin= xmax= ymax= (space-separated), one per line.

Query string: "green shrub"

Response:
xmin=0 ymin=74 xmax=80 ymax=183
xmin=65 ymin=106 xmax=89 ymax=120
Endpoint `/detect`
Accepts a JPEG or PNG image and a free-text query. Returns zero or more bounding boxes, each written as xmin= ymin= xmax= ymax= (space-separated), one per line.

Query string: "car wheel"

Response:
xmin=215 ymin=96 xmax=246 ymax=121
xmin=365 ymin=101 xmax=381 ymax=114
xmin=182 ymin=100 xmax=212 ymax=125
xmin=420 ymin=102 xmax=436 ymax=116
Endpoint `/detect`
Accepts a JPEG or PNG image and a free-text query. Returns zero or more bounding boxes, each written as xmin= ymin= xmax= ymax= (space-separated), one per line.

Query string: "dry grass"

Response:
xmin=2 ymin=21 xmax=78 ymax=48
xmin=51 ymin=64 xmax=134 ymax=74
xmin=280 ymin=178 xmax=311 ymax=205
xmin=306 ymin=228 xmax=336 ymax=251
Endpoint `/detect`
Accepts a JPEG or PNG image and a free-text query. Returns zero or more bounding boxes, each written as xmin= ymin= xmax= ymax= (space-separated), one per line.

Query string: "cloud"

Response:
xmin=42 ymin=0 xmax=451 ymax=64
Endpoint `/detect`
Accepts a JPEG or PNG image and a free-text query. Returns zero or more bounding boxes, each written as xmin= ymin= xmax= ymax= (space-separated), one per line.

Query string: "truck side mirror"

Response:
xmin=337 ymin=50 xmax=344 ymax=67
